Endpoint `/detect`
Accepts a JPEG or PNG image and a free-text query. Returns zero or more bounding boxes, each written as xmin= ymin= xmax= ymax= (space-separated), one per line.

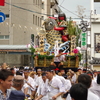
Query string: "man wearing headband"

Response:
xmin=23 ymin=69 xmax=36 ymax=99
xmin=35 ymin=68 xmax=65 ymax=100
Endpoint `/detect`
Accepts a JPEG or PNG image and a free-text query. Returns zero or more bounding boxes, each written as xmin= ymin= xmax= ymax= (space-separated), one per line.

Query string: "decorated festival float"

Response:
xmin=29 ymin=13 xmax=82 ymax=70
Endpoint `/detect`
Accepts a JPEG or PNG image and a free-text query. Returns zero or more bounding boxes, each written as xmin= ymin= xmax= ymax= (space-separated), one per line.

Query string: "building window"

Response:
xmin=33 ymin=14 xmax=35 ymax=24
xmin=5 ymin=14 xmax=9 ymax=18
xmin=42 ymin=2 xmax=44 ymax=9
xmin=0 ymin=35 xmax=9 ymax=39
xmin=36 ymin=16 xmax=37 ymax=25
xmin=5 ymin=35 xmax=9 ymax=39
xmin=38 ymin=17 xmax=39 ymax=26
xmin=0 ymin=35 xmax=4 ymax=39
xmin=41 ymin=16 xmax=44 ymax=20
xmin=40 ymin=18 xmax=41 ymax=26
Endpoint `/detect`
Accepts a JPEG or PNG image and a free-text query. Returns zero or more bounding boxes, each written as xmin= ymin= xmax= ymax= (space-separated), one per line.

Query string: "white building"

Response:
xmin=90 ymin=0 xmax=100 ymax=70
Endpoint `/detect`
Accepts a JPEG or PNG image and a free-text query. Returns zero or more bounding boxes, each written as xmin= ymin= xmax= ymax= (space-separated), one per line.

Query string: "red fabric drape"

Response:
xmin=0 ymin=0 xmax=5 ymax=6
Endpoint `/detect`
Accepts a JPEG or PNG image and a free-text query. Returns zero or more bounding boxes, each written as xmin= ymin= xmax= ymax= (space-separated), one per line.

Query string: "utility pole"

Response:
xmin=79 ymin=18 xmax=89 ymax=69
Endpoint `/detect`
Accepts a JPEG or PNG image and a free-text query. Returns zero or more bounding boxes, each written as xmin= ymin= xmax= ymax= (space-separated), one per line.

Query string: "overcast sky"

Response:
xmin=59 ymin=0 xmax=100 ymax=19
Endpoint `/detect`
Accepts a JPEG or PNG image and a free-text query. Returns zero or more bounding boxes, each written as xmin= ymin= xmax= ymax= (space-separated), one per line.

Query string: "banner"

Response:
xmin=0 ymin=0 xmax=5 ymax=6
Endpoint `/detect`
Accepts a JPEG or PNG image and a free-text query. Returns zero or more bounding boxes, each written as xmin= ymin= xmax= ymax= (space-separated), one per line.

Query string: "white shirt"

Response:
xmin=54 ymin=75 xmax=71 ymax=92
xmin=35 ymin=76 xmax=42 ymax=87
xmin=71 ymin=73 xmax=76 ymax=84
xmin=66 ymin=90 xmax=100 ymax=100
xmin=37 ymin=79 xmax=48 ymax=100
xmin=54 ymin=55 xmax=65 ymax=62
xmin=89 ymin=79 xmax=100 ymax=98
xmin=41 ymin=77 xmax=64 ymax=100
xmin=88 ymin=90 xmax=100 ymax=100
xmin=22 ymin=76 xmax=36 ymax=95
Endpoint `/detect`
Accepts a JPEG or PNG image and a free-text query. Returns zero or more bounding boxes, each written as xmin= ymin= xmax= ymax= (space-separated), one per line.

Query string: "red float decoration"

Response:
xmin=54 ymin=27 xmax=64 ymax=31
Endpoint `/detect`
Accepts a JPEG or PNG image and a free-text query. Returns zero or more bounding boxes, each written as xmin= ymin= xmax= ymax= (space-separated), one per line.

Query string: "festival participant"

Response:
xmin=35 ymin=68 xmax=65 ymax=100
xmin=70 ymin=83 xmax=88 ymax=100
xmin=89 ymin=73 xmax=100 ymax=98
xmin=22 ymin=69 xmax=36 ymax=99
xmin=78 ymin=74 xmax=100 ymax=100
xmin=35 ymin=69 xmax=42 ymax=87
xmin=36 ymin=72 xmax=48 ymax=100
xmin=0 ymin=69 xmax=14 ymax=99
xmin=50 ymin=49 xmax=65 ymax=71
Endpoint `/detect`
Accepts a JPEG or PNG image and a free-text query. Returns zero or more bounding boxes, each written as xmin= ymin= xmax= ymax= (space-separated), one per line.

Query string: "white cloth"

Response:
xmin=88 ymin=90 xmax=100 ymax=100
xmin=35 ymin=76 xmax=42 ymax=87
xmin=64 ymin=79 xmax=71 ymax=91
xmin=66 ymin=90 xmax=100 ymax=100
xmin=54 ymin=75 xmax=71 ymax=92
xmin=37 ymin=79 xmax=48 ymax=100
xmin=71 ymin=73 xmax=76 ymax=83
xmin=66 ymin=94 xmax=71 ymax=100
xmin=89 ymin=79 xmax=100 ymax=98
xmin=54 ymin=55 xmax=65 ymax=62
xmin=41 ymin=77 xmax=64 ymax=100
xmin=22 ymin=76 xmax=36 ymax=95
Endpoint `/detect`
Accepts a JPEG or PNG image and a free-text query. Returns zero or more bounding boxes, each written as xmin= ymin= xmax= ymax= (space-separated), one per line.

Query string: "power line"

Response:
xmin=7 ymin=2 xmax=52 ymax=7
xmin=5 ymin=2 xmax=53 ymax=16
xmin=59 ymin=0 xmax=65 ymax=6
xmin=59 ymin=5 xmax=91 ymax=20
xmin=59 ymin=5 xmax=82 ymax=19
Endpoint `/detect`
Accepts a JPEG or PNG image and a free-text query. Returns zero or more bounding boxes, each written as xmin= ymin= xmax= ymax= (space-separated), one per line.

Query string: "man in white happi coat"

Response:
xmin=35 ymin=68 xmax=65 ymax=100
xmin=52 ymin=69 xmax=71 ymax=93
xmin=78 ymin=74 xmax=100 ymax=100
xmin=89 ymin=73 xmax=100 ymax=98
xmin=66 ymin=74 xmax=100 ymax=100
xmin=22 ymin=69 xmax=36 ymax=98
xmin=36 ymin=72 xmax=48 ymax=100
xmin=35 ymin=69 xmax=42 ymax=87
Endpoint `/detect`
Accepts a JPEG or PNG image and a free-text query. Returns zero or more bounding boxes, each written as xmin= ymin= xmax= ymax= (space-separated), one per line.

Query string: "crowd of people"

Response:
xmin=0 ymin=63 xmax=100 ymax=100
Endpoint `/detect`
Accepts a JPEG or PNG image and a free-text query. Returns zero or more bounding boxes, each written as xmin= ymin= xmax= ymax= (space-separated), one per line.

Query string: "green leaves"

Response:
xmin=29 ymin=46 xmax=35 ymax=54
xmin=36 ymin=54 xmax=54 ymax=59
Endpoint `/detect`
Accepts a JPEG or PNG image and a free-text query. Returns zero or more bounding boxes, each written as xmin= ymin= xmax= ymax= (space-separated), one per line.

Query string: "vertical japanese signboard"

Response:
xmin=81 ymin=32 xmax=87 ymax=50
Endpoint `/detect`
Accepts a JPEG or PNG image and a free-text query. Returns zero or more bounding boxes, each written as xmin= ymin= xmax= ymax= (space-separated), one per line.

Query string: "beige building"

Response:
xmin=0 ymin=0 xmax=59 ymax=45
xmin=0 ymin=0 xmax=59 ymax=67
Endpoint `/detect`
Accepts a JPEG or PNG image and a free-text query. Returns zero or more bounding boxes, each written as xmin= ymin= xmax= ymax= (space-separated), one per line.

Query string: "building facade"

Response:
xmin=90 ymin=0 xmax=100 ymax=70
xmin=0 ymin=0 xmax=59 ymax=45
xmin=0 ymin=0 xmax=59 ymax=67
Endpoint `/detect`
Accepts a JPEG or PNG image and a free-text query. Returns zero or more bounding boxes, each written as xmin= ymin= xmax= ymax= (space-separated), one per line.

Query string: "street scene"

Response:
xmin=0 ymin=0 xmax=100 ymax=100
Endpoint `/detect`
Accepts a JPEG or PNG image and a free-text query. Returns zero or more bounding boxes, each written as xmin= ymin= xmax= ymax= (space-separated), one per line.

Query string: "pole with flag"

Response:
xmin=0 ymin=0 xmax=5 ymax=6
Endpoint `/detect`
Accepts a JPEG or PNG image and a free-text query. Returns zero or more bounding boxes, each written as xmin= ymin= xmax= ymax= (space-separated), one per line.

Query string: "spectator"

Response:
xmin=89 ymin=73 xmax=100 ymax=98
xmin=70 ymin=83 xmax=88 ymax=100
xmin=78 ymin=74 xmax=100 ymax=100
xmin=0 ymin=69 xmax=14 ymax=99
xmin=11 ymin=75 xmax=24 ymax=91
xmin=7 ymin=90 xmax=25 ymax=100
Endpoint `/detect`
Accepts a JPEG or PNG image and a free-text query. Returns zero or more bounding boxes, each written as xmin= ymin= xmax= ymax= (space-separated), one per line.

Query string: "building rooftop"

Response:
xmin=0 ymin=45 xmax=27 ymax=50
